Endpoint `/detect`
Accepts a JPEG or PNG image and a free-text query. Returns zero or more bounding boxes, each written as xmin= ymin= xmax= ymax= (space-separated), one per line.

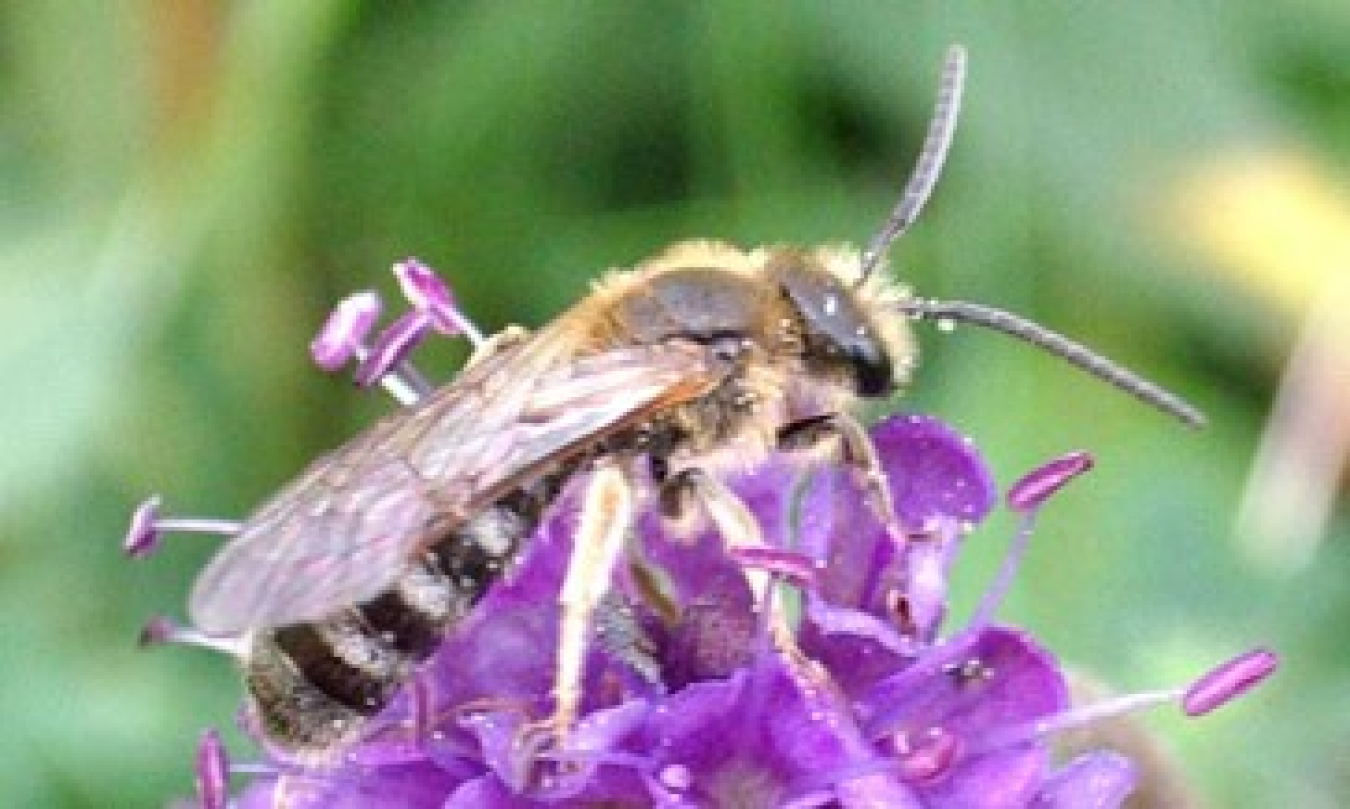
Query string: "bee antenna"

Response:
xmin=899 ymin=298 xmax=1207 ymax=428
xmin=858 ymin=44 xmax=967 ymax=285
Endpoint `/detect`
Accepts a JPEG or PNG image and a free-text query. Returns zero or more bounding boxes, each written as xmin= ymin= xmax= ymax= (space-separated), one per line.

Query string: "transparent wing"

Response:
xmin=189 ymin=336 xmax=721 ymax=634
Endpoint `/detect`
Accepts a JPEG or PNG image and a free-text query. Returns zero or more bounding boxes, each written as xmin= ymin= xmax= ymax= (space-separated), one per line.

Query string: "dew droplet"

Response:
xmin=660 ymin=764 xmax=691 ymax=790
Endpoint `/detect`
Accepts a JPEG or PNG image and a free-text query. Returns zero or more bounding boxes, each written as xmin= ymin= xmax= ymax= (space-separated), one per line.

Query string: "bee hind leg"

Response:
xmin=517 ymin=464 xmax=635 ymax=769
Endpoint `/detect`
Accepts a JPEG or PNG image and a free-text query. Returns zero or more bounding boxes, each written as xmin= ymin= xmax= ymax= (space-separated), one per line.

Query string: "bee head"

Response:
xmin=767 ymin=252 xmax=897 ymax=398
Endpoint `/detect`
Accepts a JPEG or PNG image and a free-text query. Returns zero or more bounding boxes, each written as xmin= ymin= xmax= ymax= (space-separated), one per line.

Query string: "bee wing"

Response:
xmin=188 ymin=335 xmax=721 ymax=635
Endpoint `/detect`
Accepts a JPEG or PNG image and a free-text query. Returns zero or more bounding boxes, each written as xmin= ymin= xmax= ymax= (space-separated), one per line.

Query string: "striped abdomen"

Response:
xmin=243 ymin=481 xmax=561 ymax=753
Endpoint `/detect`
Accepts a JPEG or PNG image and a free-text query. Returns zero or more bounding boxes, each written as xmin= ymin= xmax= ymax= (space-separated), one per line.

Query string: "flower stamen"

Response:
xmin=394 ymin=258 xmax=486 ymax=347
xmin=195 ymin=728 xmax=229 ymax=809
xmin=139 ymin=616 xmax=248 ymax=658
xmin=970 ymin=648 xmax=1279 ymax=756
xmin=1007 ymin=451 xmax=1094 ymax=513
xmin=322 ymin=259 xmax=490 ymax=402
xmin=968 ymin=453 xmax=1094 ymax=629
xmin=122 ymin=497 xmax=241 ymax=558
xmin=312 ymin=290 xmax=428 ymax=405
xmin=310 ymin=290 xmax=381 ymax=372
xmin=353 ymin=309 xmax=434 ymax=395
xmin=1183 ymin=647 xmax=1279 ymax=716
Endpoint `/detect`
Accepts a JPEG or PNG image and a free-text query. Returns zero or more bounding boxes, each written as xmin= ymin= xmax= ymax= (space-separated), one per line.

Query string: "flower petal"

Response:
xmin=799 ymin=414 xmax=996 ymax=614
xmin=1032 ymin=751 xmax=1137 ymax=809
xmin=864 ymin=627 xmax=1069 ymax=806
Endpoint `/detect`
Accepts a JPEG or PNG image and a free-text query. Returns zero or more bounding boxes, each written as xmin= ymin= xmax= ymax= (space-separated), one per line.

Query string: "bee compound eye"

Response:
xmin=847 ymin=340 xmax=894 ymax=398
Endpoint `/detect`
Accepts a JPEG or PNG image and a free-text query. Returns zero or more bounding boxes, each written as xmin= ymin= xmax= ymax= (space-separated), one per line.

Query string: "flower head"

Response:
xmin=180 ymin=415 xmax=1272 ymax=807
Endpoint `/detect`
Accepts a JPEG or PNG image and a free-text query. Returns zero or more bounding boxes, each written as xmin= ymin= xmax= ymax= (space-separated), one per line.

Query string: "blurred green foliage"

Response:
xmin=2 ymin=2 xmax=1346 ymax=806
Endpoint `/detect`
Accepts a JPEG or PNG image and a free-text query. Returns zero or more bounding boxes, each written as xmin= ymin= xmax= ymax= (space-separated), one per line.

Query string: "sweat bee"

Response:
xmin=162 ymin=45 xmax=1202 ymax=759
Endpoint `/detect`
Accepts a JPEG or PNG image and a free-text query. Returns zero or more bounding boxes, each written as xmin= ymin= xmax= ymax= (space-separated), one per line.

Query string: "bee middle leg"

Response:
xmin=778 ymin=413 xmax=901 ymax=535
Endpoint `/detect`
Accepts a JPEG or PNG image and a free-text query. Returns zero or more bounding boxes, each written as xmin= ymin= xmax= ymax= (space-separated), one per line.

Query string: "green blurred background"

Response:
xmin=2 ymin=2 xmax=1347 ymax=806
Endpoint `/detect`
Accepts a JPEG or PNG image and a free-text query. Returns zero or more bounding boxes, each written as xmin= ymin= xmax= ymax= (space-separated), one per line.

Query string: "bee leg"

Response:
xmin=657 ymin=469 xmax=797 ymax=644
xmin=593 ymin=592 xmax=662 ymax=686
xmin=519 ymin=464 xmax=635 ymax=762
xmin=778 ymin=413 xmax=901 ymax=535
xmin=660 ymin=469 xmax=763 ymax=553
xmin=465 ymin=324 xmax=531 ymax=369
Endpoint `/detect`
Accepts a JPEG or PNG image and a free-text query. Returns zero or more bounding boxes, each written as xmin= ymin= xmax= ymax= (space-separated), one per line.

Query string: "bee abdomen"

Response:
xmin=271 ymin=619 xmax=406 ymax=716
xmin=247 ymin=474 xmax=567 ymax=753
xmin=358 ymin=556 xmax=457 ymax=658
xmin=245 ymin=633 xmax=370 ymax=752
xmin=427 ymin=505 xmax=525 ymax=604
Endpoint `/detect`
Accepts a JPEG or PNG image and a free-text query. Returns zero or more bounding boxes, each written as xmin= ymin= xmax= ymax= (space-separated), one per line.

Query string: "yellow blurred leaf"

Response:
xmin=1172 ymin=150 xmax=1350 ymax=314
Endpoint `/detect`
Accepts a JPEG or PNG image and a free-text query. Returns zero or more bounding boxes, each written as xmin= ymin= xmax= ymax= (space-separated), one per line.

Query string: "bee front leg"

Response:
xmin=658 ymin=468 xmax=762 ymax=551
xmin=778 ymin=413 xmax=901 ymax=536
xmin=520 ymin=464 xmax=635 ymax=764
xmin=657 ymin=469 xmax=797 ymax=645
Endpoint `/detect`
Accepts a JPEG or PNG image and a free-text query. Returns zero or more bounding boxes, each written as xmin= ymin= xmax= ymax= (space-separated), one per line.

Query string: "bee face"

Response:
xmin=765 ymin=249 xmax=902 ymax=399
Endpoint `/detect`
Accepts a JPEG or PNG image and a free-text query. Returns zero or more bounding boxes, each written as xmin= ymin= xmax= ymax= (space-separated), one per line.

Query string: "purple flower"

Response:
xmin=169 ymin=416 xmax=1270 ymax=807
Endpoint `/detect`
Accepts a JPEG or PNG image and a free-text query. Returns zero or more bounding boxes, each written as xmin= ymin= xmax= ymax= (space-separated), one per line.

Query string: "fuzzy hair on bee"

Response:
xmin=572 ymin=239 xmax=915 ymax=475
xmin=153 ymin=43 xmax=1203 ymax=764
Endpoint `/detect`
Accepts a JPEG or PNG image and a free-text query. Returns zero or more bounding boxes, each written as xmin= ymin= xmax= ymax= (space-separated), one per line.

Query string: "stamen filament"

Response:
xmin=350 ymin=345 xmax=428 ymax=405
xmin=355 ymin=310 xmax=431 ymax=389
xmin=376 ymin=362 xmax=429 ymax=405
xmin=433 ymin=304 xmax=486 ymax=348
xmin=153 ymin=517 xmax=243 ymax=536
xmin=964 ymin=689 xmax=1181 ymax=762
xmin=967 ymin=511 xmax=1035 ymax=630
xmin=970 ymin=649 xmax=1279 ymax=757
xmin=139 ymin=616 xmax=248 ymax=658
xmin=971 ymin=453 xmax=1092 ymax=627
xmin=412 ymin=676 xmax=434 ymax=745
xmin=123 ymin=497 xmax=241 ymax=558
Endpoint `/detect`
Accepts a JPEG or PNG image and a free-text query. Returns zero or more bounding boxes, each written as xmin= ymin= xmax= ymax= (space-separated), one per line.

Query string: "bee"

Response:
xmin=178 ymin=44 xmax=1202 ymax=759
